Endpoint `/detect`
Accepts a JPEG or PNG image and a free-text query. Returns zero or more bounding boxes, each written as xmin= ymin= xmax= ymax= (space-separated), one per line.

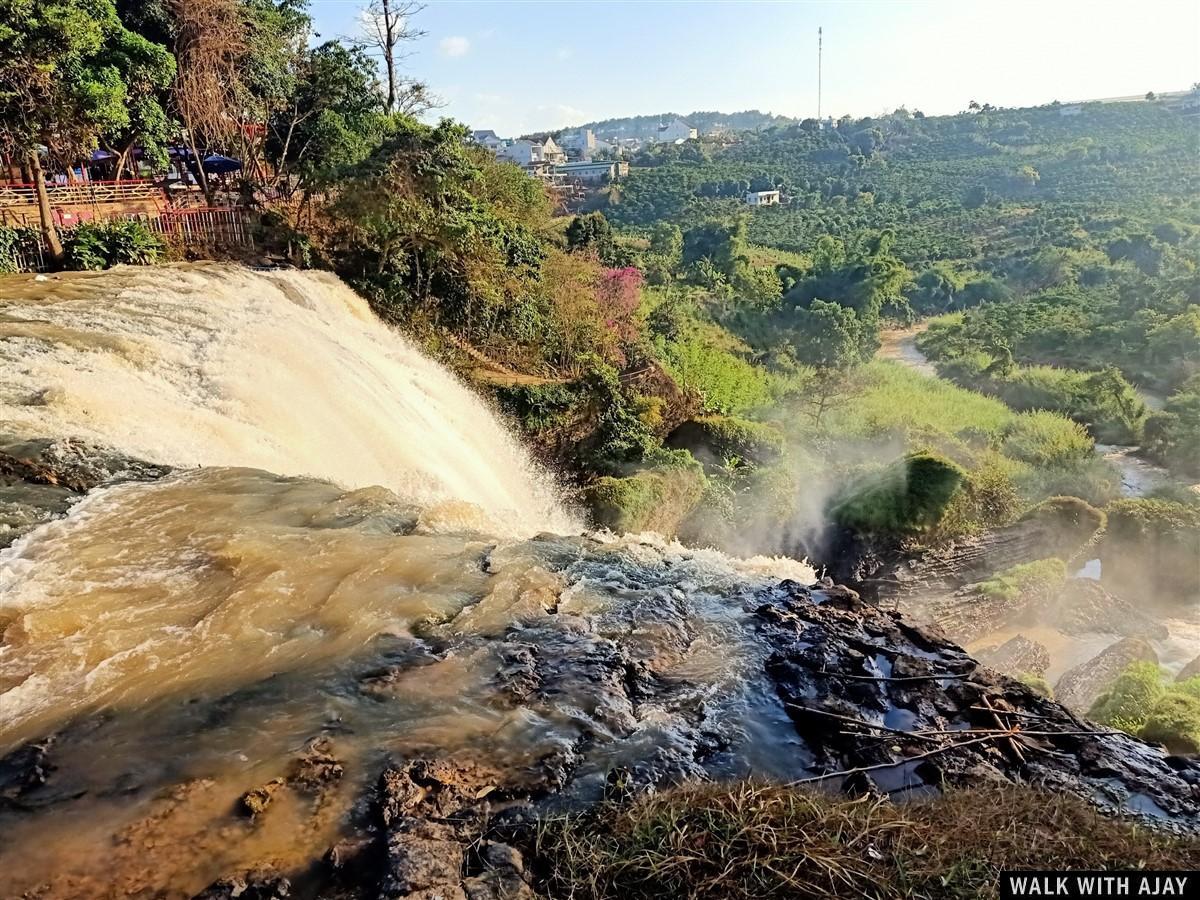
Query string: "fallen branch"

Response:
xmin=790 ymin=734 xmax=1004 ymax=786
xmin=786 ymin=704 xmax=942 ymax=745
xmin=813 ymin=671 xmax=972 ymax=683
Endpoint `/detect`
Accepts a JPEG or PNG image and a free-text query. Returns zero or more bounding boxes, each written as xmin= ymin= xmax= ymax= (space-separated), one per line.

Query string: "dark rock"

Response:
xmin=1055 ymin=638 xmax=1160 ymax=713
xmin=978 ymin=635 xmax=1051 ymax=678
xmin=238 ymin=778 xmax=284 ymax=819
xmin=191 ymin=868 xmax=291 ymax=900
xmin=1177 ymin=655 xmax=1200 ymax=683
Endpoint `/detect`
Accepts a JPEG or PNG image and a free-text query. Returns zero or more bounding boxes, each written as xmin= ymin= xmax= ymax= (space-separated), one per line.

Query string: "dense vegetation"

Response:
xmin=1090 ymin=662 xmax=1200 ymax=754
xmin=4 ymin=0 xmax=1196 ymax=568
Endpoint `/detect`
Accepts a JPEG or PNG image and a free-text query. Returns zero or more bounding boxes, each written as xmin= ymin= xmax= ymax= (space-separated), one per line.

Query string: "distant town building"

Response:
xmin=540 ymin=135 xmax=567 ymax=164
xmin=1059 ymin=104 xmax=1083 ymax=117
xmin=558 ymin=129 xmax=597 ymax=160
xmin=745 ymin=189 xmax=781 ymax=207
xmin=553 ymin=161 xmax=618 ymax=184
xmin=499 ymin=139 xmax=544 ymax=166
xmin=656 ymin=118 xmax=697 ymax=143
xmin=469 ymin=129 xmax=506 ymax=152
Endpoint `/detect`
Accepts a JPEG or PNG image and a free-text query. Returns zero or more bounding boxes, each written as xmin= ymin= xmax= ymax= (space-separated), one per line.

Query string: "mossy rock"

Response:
xmin=582 ymin=455 xmax=706 ymax=536
xmin=1140 ymin=692 xmax=1200 ymax=754
xmin=667 ymin=415 xmax=784 ymax=465
xmin=1019 ymin=495 xmax=1107 ymax=559
xmin=1087 ymin=661 xmax=1165 ymax=733
xmin=976 ymin=558 xmax=1067 ymax=604
xmin=829 ymin=451 xmax=964 ymax=536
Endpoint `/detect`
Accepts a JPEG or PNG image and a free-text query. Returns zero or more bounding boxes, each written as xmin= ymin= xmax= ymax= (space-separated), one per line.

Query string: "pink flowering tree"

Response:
xmin=595 ymin=267 xmax=643 ymax=350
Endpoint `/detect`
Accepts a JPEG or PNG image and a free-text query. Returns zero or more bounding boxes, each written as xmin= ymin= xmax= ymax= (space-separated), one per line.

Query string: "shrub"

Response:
xmin=976 ymin=558 xmax=1068 ymax=604
xmin=1000 ymin=411 xmax=1093 ymax=467
xmin=660 ymin=334 xmax=772 ymax=415
xmin=1020 ymin=673 xmax=1053 ymax=698
xmin=1087 ymin=661 xmax=1165 ymax=733
xmin=830 ymin=451 xmax=964 ymax=535
xmin=666 ymin=415 xmax=784 ymax=465
xmin=1140 ymin=693 xmax=1200 ymax=754
xmin=0 ymin=225 xmax=38 ymax=273
xmin=65 ymin=219 xmax=163 ymax=270
xmin=582 ymin=453 xmax=706 ymax=535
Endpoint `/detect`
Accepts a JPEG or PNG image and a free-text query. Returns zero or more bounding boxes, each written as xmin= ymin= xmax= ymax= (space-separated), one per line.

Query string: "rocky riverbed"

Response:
xmin=0 ymin=440 xmax=1198 ymax=899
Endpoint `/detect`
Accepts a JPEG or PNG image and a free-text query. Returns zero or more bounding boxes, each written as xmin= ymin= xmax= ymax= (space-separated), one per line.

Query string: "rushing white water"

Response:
xmin=0 ymin=264 xmax=578 ymax=537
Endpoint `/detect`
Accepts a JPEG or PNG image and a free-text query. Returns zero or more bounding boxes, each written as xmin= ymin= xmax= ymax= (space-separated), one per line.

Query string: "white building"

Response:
xmin=470 ymin=130 xmax=506 ymax=152
xmin=558 ymin=129 xmax=597 ymax=159
xmin=745 ymin=190 xmax=781 ymax=207
xmin=656 ymin=118 xmax=697 ymax=143
xmin=540 ymin=135 xmax=567 ymax=164
xmin=554 ymin=161 xmax=618 ymax=184
xmin=499 ymin=139 xmax=544 ymax=166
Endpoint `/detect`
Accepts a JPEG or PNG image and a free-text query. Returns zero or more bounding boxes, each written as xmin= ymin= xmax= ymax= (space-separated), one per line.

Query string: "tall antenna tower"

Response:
xmin=817 ymin=26 xmax=823 ymax=120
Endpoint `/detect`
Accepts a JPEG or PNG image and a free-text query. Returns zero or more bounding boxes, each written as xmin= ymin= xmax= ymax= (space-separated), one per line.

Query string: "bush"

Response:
xmin=0 ymin=225 xmax=38 ymax=273
xmin=65 ymin=219 xmax=163 ymax=270
xmin=666 ymin=415 xmax=784 ymax=465
xmin=1087 ymin=661 xmax=1165 ymax=733
xmin=1140 ymin=692 xmax=1200 ymax=754
xmin=582 ymin=453 xmax=706 ymax=535
xmin=1000 ymin=411 xmax=1093 ymax=467
xmin=830 ymin=451 xmax=964 ymax=535
xmin=976 ymin=558 xmax=1067 ymax=604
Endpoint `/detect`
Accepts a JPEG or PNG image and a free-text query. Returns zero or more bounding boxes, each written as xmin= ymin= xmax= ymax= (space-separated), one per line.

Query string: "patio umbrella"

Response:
xmin=202 ymin=154 xmax=242 ymax=174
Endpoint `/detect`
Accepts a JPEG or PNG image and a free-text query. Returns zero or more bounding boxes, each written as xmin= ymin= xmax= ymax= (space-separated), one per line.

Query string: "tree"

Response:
xmin=0 ymin=0 xmax=158 ymax=266
xmin=97 ymin=27 xmax=176 ymax=179
xmin=352 ymin=0 xmax=432 ymax=115
xmin=566 ymin=211 xmax=614 ymax=260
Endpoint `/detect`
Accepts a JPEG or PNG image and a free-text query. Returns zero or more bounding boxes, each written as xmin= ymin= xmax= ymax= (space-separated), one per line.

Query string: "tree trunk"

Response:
xmin=28 ymin=151 xmax=64 ymax=269
xmin=186 ymin=132 xmax=215 ymax=206
xmin=383 ymin=0 xmax=396 ymax=112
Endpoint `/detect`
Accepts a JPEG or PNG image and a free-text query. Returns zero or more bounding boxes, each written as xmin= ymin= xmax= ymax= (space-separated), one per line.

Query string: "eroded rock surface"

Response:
xmin=978 ymin=635 xmax=1051 ymax=679
xmin=1055 ymin=638 xmax=1160 ymax=713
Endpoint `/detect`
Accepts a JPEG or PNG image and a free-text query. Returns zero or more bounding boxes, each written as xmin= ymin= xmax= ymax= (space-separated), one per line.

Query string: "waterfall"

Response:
xmin=0 ymin=264 xmax=578 ymax=537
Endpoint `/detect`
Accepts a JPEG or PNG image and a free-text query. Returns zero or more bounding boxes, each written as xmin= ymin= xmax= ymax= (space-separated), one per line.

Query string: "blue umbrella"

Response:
xmin=90 ymin=149 xmax=116 ymax=162
xmin=202 ymin=154 xmax=242 ymax=174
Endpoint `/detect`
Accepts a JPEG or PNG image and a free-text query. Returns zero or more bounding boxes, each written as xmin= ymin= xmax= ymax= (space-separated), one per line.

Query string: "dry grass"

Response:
xmin=531 ymin=782 xmax=1199 ymax=899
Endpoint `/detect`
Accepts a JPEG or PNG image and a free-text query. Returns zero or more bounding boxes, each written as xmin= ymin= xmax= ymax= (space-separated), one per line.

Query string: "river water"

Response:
xmin=0 ymin=265 xmax=825 ymax=897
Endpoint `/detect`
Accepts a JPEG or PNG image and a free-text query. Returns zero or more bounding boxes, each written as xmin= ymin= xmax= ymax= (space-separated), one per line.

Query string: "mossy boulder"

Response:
xmin=1087 ymin=661 xmax=1165 ymax=733
xmin=1140 ymin=692 xmax=1200 ymax=754
xmin=666 ymin=415 xmax=784 ymax=465
xmin=976 ymin=558 xmax=1067 ymax=604
xmin=582 ymin=452 xmax=706 ymax=536
xmin=829 ymin=451 xmax=964 ymax=536
xmin=1100 ymin=498 xmax=1200 ymax=600
xmin=1018 ymin=495 xmax=1107 ymax=560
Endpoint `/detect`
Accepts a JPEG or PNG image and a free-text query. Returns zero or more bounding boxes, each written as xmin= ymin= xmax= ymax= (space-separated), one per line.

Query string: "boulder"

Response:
xmin=978 ymin=635 xmax=1051 ymax=679
xmin=1055 ymin=638 xmax=1160 ymax=713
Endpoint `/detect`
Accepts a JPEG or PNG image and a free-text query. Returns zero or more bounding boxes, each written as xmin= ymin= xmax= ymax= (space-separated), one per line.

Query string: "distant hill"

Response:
xmin=570 ymin=110 xmax=796 ymax=140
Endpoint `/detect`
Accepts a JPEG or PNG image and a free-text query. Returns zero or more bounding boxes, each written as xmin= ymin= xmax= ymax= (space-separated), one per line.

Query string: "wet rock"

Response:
xmin=1177 ymin=655 xmax=1200 ymax=683
xmin=753 ymin=585 xmax=1200 ymax=824
xmin=463 ymin=841 xmax=537 ymax=900
xmin=0 ymin=737 xmax=55 ymax=808
xmin=238 ymin=778 xmax=285 ymax=819
xmin=1047 ymin=580 xmax=1168 ymax=640
xmin=1055 ymin=638 xmax=1160 ymax=713
xmin=289 ymin=736 xmax=343 ymax=793
xmin=0 ymin=436 xmax=170 ymax=548
xmin=978 ymin=635 xmax=1051 ymax=679
xmin=191 ymin=868 xmax=291 ymax=899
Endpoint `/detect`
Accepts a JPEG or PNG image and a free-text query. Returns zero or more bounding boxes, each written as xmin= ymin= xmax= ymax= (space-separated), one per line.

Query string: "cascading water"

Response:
xmin=0 ymin=263 xmax=578 ymax=537
xmin=0 ymin=264 xmax=817 ymax=897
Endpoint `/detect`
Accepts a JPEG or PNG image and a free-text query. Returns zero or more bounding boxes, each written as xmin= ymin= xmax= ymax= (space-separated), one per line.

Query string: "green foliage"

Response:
xmin=1019 ymin=673 xmax=1053 ymax=698
xmin=1140 ymin=693 xmax=1200 ymax=754
xmin=64 ymin=219 xmax=163 ymax=269
xmin=830 ymin=451 xmax=964 ymax=535
xmin=999 ymin=411 xmax=1093 ymax=467
xmin=0 ymin=225 xmax=38 ymax=273
xmin=659 ymin=331 xmax=772 ymax=416
xmin=582 ymin=453 xmax=706 ymax=535
xmin=1087 ymin=661 xmax=1165 ymax=733
xmin=976 ymin=558 xmax=1067 ymax=603
xmin=667 ymin=415 xmax=783 ymax=465
xmin=566 ymin=212 xmax=616 ymax=261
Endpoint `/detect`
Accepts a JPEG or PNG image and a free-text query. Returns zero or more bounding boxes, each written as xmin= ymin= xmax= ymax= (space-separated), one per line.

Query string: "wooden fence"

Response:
xmin=3 ymin=207 xmax=255 ymax=272
xmin=0 ymin=180 xmax=163 ymax=210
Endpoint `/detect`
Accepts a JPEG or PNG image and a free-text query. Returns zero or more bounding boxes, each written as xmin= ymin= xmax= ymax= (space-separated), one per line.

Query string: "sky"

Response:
xmin=309 ymin=0 xmax=1200 ymax=136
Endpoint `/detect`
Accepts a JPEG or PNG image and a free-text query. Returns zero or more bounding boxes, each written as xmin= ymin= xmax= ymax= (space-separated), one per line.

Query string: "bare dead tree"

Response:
xmin=351 ymin=0 xmax=430 ymax=114
xmin=169 ymin=0 xmax=248 ymax=205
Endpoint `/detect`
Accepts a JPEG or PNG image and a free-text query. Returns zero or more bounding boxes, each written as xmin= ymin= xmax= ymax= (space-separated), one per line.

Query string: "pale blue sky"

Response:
xmin=309 ymin=0 xmax=1200 ymax=135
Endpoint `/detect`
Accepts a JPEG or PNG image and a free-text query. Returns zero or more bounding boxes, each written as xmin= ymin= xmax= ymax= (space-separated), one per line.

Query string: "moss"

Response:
xmin=976 ymin=558 xmax=1067 ymax=604
xmin=1087 ymin=661 xmax=1166 ymax=733
xmin=1140 ymin=693 xmax=1200 ymax=754
xmin=830 ymin=451 xmax=964 ymax=535
xmin=582 ymin=455 xmax=706 ymax=535
xmin=1019 ymin=673 xmax=1053 ymax=698
xmin=667 ymin=415 xmax=784 ymax=465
